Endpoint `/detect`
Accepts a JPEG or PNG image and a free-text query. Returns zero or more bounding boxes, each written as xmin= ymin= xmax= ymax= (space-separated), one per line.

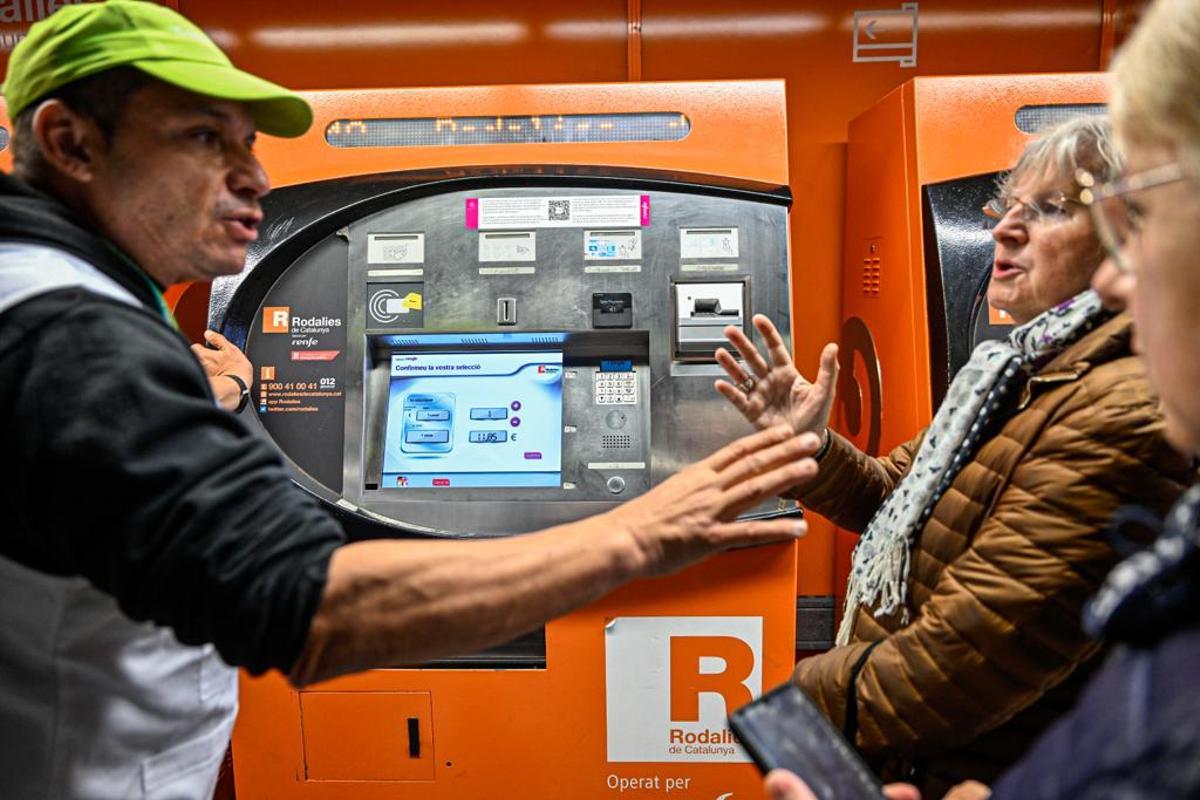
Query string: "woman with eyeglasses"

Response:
xmin=982 ymin=1 xmax=1200 ymax=797
xmin=763 ymin=1 xmax=1200 ymax=798
xmin=722 ymin=116 xmax=1192 ymax=795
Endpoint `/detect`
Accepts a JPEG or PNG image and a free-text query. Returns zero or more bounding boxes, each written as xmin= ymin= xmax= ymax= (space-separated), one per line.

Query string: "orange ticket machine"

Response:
xmin=832 ymin=74 xmax=1110 ymax=597
xmin=209 ymin=81 xmax=816 ymax=798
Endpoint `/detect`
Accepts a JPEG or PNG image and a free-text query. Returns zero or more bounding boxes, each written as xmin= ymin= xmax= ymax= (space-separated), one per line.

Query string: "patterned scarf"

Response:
xmin=837 ymin=289 xmax=1108 ymax=646
xmin=1084 ymin=483 xmax=1200 ymax=643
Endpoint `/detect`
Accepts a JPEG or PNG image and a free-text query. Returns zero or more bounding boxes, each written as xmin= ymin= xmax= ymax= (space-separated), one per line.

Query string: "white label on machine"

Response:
xmin=681 ymin=263 xmax=740 ymax=273
xmin=584 ymin=265 xmax=642 ymax=274
xmin=587 ymin=461 xmax=646 ymax=470
xmin=585 ymin=229 xmax=643 ymax=260
xmin=466 ymin=195 xmax=650 ymax=229
xmin=605 ymin=616 xmax=761 ymax=763
xmin=478 ymin=266 xmax=536 ymax=276
xmin=367 ymin=268 xmax=424 ymax=278
xmin=680 ymin=227 xmax=739 ymax=260
xmin=367 ymin=232 xmax=425 ymax=264
xmin=479 ymin=230 xmax=536 ymax=262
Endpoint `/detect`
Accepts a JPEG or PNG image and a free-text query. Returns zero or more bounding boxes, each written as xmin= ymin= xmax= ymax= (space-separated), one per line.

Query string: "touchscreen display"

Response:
xmin=382 ymin=350 xmax=563 ymax=488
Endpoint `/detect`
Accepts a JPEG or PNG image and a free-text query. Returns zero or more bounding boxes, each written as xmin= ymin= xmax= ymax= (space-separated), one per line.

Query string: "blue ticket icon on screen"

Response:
xmin=401 ymin=393 xmax=455 ymax=453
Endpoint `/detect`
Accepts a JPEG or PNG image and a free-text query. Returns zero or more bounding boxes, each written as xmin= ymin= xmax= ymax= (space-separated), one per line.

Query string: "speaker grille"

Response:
xmin=1015 ymin=104 xmax=1106 ymax=134
xmin=602 ymin=434 xmax=632 ymax=450
xmin=862 ymin=239 xmax=882 ymax=297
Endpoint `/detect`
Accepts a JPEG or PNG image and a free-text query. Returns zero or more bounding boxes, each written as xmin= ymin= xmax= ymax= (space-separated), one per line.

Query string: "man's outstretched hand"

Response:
xmin=608 ymin=426 xmax=822 ymax=576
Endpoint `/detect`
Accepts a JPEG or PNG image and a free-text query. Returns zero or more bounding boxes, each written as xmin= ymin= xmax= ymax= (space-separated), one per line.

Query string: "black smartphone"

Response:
xmin=728 ymin=682 xmax=884 ymax=800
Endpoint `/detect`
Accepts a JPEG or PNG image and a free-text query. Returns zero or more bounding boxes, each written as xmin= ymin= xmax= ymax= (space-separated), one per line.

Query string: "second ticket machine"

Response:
xmin=215 ymin=81 xmax=813 ymax=799
xmin=833 ymin=73 xmax=1109 ymax=594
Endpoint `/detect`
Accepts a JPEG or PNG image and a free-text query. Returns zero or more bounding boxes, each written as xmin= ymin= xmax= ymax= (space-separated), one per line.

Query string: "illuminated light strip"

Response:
xmin=546 ymin=14 xmax=827 ymax=39
xmin=325 ymin=112 xmax=691 ymax=148
xmin=253 ymin=21 xmax=527 ymax=49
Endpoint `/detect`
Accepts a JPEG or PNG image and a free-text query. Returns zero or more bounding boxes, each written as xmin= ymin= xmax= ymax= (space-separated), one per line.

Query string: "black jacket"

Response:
xmin=0 ymin=172 xmax=343 ymax=674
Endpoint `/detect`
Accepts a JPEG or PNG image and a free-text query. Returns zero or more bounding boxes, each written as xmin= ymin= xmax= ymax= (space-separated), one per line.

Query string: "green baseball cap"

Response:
xmin=2 ymin=0 xmax=312 ymax=138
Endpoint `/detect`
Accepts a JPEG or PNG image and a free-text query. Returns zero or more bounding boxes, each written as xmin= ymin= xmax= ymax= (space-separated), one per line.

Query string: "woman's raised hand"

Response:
xmin=715 ymin=314 xmax=839 ymax=437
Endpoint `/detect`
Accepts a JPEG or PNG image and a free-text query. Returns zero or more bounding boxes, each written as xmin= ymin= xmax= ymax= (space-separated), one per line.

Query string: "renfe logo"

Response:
xmin=262 ymin=306 xmax=290 ymax=334
xmin=605 ymin=616 xmax=761 ymax=763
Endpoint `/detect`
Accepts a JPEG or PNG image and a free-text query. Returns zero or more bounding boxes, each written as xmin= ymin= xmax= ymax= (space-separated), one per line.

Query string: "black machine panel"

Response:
xmin=921 ymin=172 xmax=1014 ymax=406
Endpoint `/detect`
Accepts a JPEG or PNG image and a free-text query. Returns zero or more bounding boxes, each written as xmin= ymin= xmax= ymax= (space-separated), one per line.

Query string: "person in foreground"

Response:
xmin=764 ymin=0 xmax=1200 ymax=797
xmin=720 ymin=115 xmax=1191 ymax=793
xmin=0 ymin=4 xmax=818 ymax=798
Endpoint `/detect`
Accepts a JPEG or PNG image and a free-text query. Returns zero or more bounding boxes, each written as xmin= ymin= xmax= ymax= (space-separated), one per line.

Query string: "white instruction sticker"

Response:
xmin=479 ymin=231 xmax=536 ymax=262
xmin=585 ymin=229 xmax=643 ymax=260
xmin=680 ymin=227 xmax=739 ymax=260
xmin=467 ymin=195 xmax=650 ymax=229
xmin=368 ymin=233 xmax=425 ymax=265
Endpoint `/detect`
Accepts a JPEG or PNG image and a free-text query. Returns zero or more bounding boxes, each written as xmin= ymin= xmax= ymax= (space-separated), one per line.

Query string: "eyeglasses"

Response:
xmin=982 ymin=191 xmax=1083 ymax=227
xmin=1077 ymin=163 xmax=1190 ymax=274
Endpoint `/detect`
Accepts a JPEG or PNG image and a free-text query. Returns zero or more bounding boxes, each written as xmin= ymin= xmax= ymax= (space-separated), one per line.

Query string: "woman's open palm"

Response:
xmin=714 ymin=314 xmax=839 ymax=437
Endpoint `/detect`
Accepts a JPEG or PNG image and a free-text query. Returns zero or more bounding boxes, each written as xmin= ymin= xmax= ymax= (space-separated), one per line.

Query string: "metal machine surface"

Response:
xmin=213 ymin=171 xmax=790 ymax=536
xmin=833 ymin=73 xmax=1109 ymax=593
xmin=222 ymin=81 xmax=808 ymax=800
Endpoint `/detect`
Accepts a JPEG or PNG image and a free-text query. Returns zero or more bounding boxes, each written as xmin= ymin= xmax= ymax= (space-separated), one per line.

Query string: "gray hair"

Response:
xmin=998 ymin=115 xmax=1122 ymax=200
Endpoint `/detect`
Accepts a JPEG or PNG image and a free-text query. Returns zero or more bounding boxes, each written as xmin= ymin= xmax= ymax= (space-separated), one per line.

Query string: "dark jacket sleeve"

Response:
xmin=0 ymin=290 xmax=345 ymax=674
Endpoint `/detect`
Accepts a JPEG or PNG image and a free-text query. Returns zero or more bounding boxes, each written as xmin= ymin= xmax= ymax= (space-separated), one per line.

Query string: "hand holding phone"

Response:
xmin=729 ymin=682 xmax=884 ymax=800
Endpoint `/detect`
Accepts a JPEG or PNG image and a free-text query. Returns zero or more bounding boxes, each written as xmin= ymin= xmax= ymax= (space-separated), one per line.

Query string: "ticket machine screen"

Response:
xmin=382 ymin=349 xmax=564 ymax=489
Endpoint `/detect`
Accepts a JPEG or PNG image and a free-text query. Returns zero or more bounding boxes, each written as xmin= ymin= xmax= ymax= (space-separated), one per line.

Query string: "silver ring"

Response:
xmin=738 ymin=376 xmax=756 ymax=392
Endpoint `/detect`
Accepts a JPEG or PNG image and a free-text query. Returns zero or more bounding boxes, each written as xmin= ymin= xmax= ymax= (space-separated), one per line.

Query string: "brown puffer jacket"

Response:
xmin=794 ymin=313 xmax=1192 ymax=794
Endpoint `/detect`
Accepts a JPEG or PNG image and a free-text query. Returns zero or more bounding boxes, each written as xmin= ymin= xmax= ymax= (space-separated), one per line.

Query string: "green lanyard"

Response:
xmin=103 ymin=241 xmax=180 ymax=331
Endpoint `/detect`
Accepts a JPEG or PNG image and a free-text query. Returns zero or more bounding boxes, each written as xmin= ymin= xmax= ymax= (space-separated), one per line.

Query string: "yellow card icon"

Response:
xmin=402 ymin=292 xmax=423 ymax=311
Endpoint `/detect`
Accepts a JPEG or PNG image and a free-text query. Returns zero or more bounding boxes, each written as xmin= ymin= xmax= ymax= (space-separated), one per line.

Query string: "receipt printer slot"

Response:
xmin=672 ymin=279 xmax=749 ymax=360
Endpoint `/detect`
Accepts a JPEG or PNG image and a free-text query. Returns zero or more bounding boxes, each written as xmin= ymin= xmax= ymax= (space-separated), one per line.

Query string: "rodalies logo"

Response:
xmin=605 ymin=616 xmax=761 ymax=763
xmin=262 ymin=306 xmax=290 ymax=334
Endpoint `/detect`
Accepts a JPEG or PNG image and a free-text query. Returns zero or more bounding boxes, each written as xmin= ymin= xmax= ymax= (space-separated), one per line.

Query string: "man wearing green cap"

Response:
xmin=0 ymin=3 xmax=817 ymax=798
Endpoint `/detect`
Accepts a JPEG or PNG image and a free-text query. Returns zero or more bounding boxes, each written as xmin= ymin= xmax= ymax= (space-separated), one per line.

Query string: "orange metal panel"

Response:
xmin=299 ymin=692 xmax=435 ymax=781
xmin=255 ymin=80 xmax=788 ymax=190
xmin=233 ymin=543 xmax=798 ymax=799
xmin=912 ymin=73 xmax=1112 ymax=185
xmin=842 ymin=83 xmax=926 ymax=454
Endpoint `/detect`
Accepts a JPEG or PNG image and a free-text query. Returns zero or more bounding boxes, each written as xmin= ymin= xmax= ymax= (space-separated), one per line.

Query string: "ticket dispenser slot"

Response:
xmin=672 ymin=278 xmax=750 ymax=361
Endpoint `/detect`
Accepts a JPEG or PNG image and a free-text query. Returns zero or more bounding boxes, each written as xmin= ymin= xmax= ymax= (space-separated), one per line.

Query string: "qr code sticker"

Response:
xmin=548 ymin=200 xmax=571 ymax=221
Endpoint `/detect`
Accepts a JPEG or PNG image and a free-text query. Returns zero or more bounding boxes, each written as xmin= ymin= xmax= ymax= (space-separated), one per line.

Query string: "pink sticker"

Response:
xmin=640 ymin=195 xmax=651 ymax=226
xmin=465 ymin=198 xmax=479 ymax=229
xmin=291 ymin=350 xmax=340 ymax=361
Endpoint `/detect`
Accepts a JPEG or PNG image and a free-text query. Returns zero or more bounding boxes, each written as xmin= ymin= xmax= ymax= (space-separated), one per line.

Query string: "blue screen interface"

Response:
xmin=383 ymin=350 xmax=563 ymax=489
